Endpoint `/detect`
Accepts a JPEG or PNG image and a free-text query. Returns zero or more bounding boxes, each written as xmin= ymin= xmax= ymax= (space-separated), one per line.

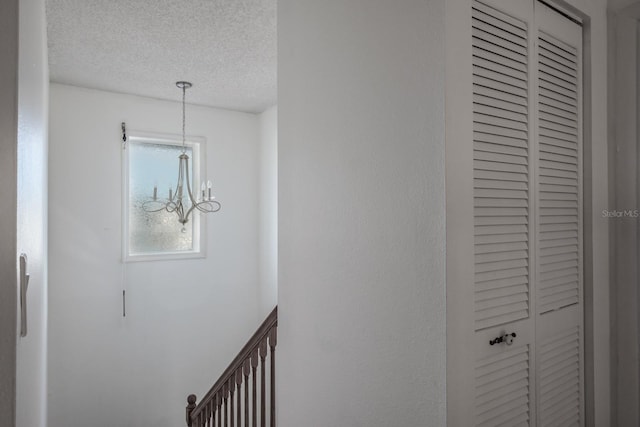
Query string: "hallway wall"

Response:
xmin=48 ymin=84 xmax=264 ymax=427
xmin=16 ymin=0 xmax=49 ymax=426
xmin=259 ymin=105 xmax=278 ymax=315
xmin=278 ymin=0 xmax=447 ymax=425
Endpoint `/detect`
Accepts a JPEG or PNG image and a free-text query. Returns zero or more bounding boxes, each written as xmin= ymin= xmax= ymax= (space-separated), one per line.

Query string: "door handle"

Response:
xmin=489 ymin=332 xmax=516 ymax=346
xmin=19 ymin=253 xmax=30 ymax=337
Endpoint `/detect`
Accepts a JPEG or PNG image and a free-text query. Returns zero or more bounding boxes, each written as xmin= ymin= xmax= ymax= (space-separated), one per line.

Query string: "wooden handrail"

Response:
xmin=187 ymin=306 xmax=277 ymax=426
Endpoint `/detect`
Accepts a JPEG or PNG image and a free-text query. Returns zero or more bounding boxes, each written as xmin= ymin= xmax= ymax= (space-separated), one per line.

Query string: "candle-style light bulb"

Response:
xmin=169 ymin=188 xmax=173 ymax=201
xmin=207 ymin=180 xmax=212 ymax=200
xmin=153 ymin=185 xmax=157 ymax=201
xmin=201 ymin=181 xmax=206 ymax=200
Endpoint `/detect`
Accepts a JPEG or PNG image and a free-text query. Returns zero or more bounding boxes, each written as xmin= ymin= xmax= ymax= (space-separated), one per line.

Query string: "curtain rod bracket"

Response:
xmin=121 ymin=122 xmax=127 ymax=149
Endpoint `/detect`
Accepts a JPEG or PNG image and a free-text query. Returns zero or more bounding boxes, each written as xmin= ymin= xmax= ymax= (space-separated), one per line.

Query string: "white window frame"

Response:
xmin=122 ymin=131 xmax=207 ymax=262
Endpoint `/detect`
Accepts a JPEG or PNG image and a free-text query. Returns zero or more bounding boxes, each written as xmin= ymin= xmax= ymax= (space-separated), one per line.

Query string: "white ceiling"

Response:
xmin=46 ymin=0 xmax=276 ymax=113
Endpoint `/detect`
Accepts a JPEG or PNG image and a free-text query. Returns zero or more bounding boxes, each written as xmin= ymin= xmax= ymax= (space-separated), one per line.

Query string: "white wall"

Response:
xmin=0 ymin=1 xmax=19 ymax=425
xmin=277 ymin=0 xmax=447 ymax=425
xmin=16 ymin=1 xmax=49 ymax=426
xmin=48 ymin=84 xmax=263 ymax=427
xmin=259 ymin=105 xmax=278 ymax=315
xmin=608 ymin=0 xmax=639 ymax=8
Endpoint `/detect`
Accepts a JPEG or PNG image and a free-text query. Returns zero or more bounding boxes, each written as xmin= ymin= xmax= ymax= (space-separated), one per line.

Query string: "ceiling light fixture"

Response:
xmin=143 ymin=81 xmax=221 ymax=231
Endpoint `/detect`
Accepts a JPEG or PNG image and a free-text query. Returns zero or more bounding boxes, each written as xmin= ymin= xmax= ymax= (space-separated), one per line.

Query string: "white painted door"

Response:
xmin=533 ymin=3 xmax=583 ymax=425
xmin=447 ymin=1 xmax=583 ymax=425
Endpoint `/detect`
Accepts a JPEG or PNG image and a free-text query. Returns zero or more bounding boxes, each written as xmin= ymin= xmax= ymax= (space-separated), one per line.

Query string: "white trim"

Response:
xmin=609 ymin=6 xmax=640 ymax=426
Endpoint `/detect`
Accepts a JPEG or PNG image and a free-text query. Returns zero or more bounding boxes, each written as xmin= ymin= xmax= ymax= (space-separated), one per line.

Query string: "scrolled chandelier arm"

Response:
xmin=142 ymin=81 xmax=221 ymax=231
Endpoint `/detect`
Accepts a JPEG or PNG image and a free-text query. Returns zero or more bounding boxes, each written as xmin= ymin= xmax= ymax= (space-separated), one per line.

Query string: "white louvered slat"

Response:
xmin=475 ymin=345 xmax=530 ymax=427
xmin=539 ymin=273 xmax=578 ymax=290
xmin=475 ymin=134 xmax=528 ymax=150
xmin=475 ymin=112 xmax=529 ymax=132
xmin=539 ymin=70 xmax=577 ymax=94
xmin=539 ymin=37 xmax=577 ymax=64
xmin=476 ymin=274 xmax=529 ymax=292
xmin=474 ymin=76 xmax=529 ymax=100
xmin=539 ymin=111 xmax=577 ymax=129
xmin=539 ymin=101 xmax=577 ymax=121
xmin=540 ymin=376 xmax=578 ymax=405
xmin=476 ymin=218 xmax=528 ymax=228
xmin=472 ymin=20 xmax=527 ymax=48
xmin=478 ymin=284 xmax=530 ymax=301
xmin=539 ymin=144 xmax=577 ymax=158
xmin=477 ymin=382 xmax=528 ymax=412
xmin=475 ymin=56 xmax=528 ymax=83
xmin=475 ymin=95 xmax=528 ymax=116
xmin=472 ymin=1 xmax=527 ymax=32
xmin=476 ymin=189 xmax=529 ymax=200
xmin=538 ymin=51 xmax=576 ymax=75
xmin=474 ymin=67 xmax=529 ymax=93
xmin=538 ymin=327 xmax=581 ymax=426
xmin=474 ymin=83 xmax=528 ymax=107
xmin=476 ymin=240 xmax=528 ymax=253
xmin=539 ymin=121 xmax=577 ymax=139
xmin=475 ymin=122 xmax=529 ymax=141
xmin=539 ymin=268 xmax=579 ymax=284
xmin=475 ymin=160 xmax=528 ymax=174
xmin=538 ymin=88 xmax=577 ymax=111
xmin=475 ymin=143 xmax=529 ymax=159
xmin=538 ymin=62 xmax=577 ymax=86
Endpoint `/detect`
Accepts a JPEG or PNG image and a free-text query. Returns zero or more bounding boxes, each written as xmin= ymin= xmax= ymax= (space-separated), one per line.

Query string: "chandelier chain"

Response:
xmin=181 ymin=84 xmax=186 ymax=153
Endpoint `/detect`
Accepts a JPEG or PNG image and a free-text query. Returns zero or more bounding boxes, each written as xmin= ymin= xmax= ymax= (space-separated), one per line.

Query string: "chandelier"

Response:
xmin=143 ymin=81 xmax=221 ymax=231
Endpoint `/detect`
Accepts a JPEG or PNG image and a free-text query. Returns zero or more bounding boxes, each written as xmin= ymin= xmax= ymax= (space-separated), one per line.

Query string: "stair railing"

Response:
xmin=186 ymin=307 xmax=277 ymax=427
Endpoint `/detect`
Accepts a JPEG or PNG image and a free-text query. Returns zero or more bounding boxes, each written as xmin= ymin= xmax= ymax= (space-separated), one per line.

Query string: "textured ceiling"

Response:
xmin=46 ymin=0 xmax=276 ymax=113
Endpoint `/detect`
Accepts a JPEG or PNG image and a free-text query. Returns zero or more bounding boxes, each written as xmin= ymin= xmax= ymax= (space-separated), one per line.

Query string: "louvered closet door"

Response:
xmin=534 ymin=3 xmax=583 ymax=426
xmin=471 ymin=2 xmax=536 ymax=425
xmin=468 ymin=1 xmax=583 ymax=426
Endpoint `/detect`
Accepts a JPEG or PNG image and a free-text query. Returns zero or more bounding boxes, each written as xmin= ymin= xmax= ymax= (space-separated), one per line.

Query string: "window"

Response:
xmin=123 ymin=132 xmax=206 ymax=261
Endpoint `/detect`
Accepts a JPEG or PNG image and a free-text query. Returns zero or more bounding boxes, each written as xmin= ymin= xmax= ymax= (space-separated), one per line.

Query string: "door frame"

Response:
xmin=0 ymin=0 xmax=19 ymax=425
xmin=445 ymin=0 xmax=611 ymax=425
xmin=608 ymin=3 xmax=640 ymax=426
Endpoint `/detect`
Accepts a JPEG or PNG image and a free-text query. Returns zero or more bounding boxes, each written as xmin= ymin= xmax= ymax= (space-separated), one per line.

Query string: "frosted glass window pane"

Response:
xmin=129 ymin=142 xmax=194 ymax=254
